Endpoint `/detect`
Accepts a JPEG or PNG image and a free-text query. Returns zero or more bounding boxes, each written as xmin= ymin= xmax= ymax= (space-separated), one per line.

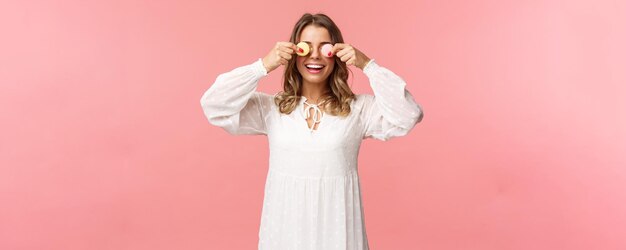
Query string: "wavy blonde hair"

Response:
xmin=273 ymin=13 xmax=356 ymax=117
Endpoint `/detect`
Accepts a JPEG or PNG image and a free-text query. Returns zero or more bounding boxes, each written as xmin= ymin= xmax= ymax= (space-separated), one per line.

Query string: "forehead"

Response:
xmin=298 ymin=25 xmax=331 ymax=43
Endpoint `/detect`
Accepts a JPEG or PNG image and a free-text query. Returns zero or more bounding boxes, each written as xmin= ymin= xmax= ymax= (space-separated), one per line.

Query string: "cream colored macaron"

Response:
xmin=296 ymin=41 xmax=310 ymax=56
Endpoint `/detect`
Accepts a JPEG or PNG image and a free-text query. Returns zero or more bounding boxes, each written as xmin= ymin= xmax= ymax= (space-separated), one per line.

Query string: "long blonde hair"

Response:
xmin=274 ymin=13 xmax=356 ymax=117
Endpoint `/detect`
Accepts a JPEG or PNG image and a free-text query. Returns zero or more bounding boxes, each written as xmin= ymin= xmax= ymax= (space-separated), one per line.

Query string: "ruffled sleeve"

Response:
xmin=359 ymin=59 xmax=424 ymax=141
xmin=200 ymin=58 xmax=275 ymax=136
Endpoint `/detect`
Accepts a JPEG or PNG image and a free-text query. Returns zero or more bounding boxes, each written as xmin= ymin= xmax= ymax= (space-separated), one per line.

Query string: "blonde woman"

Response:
xmin=200 ymin=12 xmax=423 ymax=250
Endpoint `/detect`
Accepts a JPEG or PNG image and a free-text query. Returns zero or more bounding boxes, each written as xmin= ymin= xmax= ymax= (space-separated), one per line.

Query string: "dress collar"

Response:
xmin=299 ymin=96 xmax=324 ymax=132
xmin=299 ymin=96 xmax=307 ymax=105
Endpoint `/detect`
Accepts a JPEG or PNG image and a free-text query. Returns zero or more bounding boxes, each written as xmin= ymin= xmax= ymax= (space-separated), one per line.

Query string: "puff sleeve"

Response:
xmin=200 ymin=58 xmax=274 ymax=136
xmin=360 ymin=59 xmax=424 ymax=141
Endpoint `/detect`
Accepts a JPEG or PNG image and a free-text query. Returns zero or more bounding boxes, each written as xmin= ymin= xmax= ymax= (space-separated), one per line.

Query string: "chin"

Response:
xmin=306 ymin=78 xmax=328 ymax=85
xmin=302 ymin=74 xmax=330 ymax=84
xmin=298 ymin=68 xmax=333 ymax=84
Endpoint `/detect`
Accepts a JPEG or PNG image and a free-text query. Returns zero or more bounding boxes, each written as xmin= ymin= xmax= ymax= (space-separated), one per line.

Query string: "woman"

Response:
xmin=200 ymin=13 xmax=423 ymax=250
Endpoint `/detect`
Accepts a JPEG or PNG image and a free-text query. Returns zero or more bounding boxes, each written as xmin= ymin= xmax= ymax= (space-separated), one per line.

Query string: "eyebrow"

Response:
xmin=302 ymin=41 xmax=332 ymax=45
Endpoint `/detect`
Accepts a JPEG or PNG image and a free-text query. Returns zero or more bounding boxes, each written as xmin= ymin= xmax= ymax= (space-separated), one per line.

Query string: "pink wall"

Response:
xmin=1 ymin=0 xmax=625 ymax=249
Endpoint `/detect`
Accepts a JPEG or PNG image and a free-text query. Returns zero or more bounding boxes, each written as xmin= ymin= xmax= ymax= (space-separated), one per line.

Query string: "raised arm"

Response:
xmin=200 ymin=58 xmax=273 ymax=135
xmin=359 ymin=59 xmax=424 ymax=141
xmin=200 ymin=41 xmax=299 ymax=135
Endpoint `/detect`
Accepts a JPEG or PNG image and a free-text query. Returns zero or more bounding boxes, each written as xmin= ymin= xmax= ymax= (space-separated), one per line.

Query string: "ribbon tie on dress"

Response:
xmin=303 ymin=101 xmax=323 ymax=132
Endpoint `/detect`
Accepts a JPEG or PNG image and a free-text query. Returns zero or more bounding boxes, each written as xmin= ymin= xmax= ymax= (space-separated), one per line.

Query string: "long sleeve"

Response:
xmin=200 ymin=58 xmax=274 ymax=136
xmin=359 ymin=59 xmax=424 ymax=141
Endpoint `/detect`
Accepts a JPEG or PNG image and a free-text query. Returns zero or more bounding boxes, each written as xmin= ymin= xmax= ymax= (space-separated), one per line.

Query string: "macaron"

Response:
xmin=296 ymin=42 xmax=310 ymax=56
xmin=321 ymin=44 xmax=334 ymax=57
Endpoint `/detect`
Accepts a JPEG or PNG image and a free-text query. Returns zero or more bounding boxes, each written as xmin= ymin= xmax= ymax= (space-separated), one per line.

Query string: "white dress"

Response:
xmin=200 ymin=58 xmax=423 ymax=250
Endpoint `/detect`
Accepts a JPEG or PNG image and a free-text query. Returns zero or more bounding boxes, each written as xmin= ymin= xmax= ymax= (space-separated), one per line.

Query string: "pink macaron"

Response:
xmin=321 ymin=44 xmax=333 ymax=57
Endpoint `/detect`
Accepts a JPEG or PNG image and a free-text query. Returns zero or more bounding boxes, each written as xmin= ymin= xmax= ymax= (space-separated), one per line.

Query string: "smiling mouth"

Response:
xmin=305 ymin=64 xmax=325 ymax=74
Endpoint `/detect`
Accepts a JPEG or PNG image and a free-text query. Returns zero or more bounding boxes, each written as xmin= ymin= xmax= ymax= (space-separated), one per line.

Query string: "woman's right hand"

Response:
xmin=262 ymin=42 xmax=298 ymax=73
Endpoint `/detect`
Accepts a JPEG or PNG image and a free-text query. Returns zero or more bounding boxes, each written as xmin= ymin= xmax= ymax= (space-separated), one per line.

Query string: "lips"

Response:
xmin=305 ymin=64 xmax=325 ymax=69
xmin=304 ymin=64 xmax=324 ymax=74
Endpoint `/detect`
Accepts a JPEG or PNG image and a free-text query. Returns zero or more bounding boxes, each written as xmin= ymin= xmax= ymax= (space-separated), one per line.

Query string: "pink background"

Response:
xmin=1 ymin=0 xmax=625 ymax=249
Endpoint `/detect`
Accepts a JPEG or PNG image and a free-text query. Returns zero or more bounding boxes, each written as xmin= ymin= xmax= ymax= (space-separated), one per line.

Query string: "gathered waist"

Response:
xmin=267 ymin=167 xmax=359 ymax=180
xmin=268 ymin=147 xmax=359 ymax=177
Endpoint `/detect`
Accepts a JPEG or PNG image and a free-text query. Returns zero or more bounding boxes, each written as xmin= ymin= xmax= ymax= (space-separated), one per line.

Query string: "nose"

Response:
xmin=309 ymin=45 xmax=321 ymax=59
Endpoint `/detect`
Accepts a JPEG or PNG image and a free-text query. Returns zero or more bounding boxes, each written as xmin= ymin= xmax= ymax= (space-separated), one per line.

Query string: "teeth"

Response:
xmin=306 ymin=65 xmax=324 ymax=69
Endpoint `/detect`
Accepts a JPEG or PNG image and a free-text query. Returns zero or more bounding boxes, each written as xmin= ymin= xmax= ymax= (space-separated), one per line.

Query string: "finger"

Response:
xmin=335 ymin=47 xmax=353 ymax=58
xmin=333 ymin=43 xmax=352 ymax=54
xmin=273 ymin=49 xmax=283 ymax=59
xmin=279 ymin=58 xmax=288 ymax=65
xmin=339 ymin=51 xmax=354 ymax=62
xmin=278 ymin=51 xmax=292 ymax=61
xmin=276 ymin=41 xmax=292 ymax=48
xmin=338 ymin=50 xmax=349 ymax=61
xmin=278 ymin=42 xmax=297 ymax=52
xmin=347 ymin=57 xmax=356 ymax=66
xmin=332 ymin=43 xmax=346 ymax=53
xmin=278 ymin=46 xmax=294 ymax=55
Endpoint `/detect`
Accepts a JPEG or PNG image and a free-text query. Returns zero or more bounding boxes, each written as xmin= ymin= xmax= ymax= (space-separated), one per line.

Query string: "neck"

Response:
xmin=301 ymin=80 xmax=329 ymax=104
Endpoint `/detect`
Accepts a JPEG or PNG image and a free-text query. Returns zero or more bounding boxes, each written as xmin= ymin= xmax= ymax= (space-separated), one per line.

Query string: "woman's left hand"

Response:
xmin=332 ymin=43 xmax=371 ymax=70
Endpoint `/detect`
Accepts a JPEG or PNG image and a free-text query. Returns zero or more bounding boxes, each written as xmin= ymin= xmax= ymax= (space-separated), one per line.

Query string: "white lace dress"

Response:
xmin=200 ymin=58 xmax=423 ymax=250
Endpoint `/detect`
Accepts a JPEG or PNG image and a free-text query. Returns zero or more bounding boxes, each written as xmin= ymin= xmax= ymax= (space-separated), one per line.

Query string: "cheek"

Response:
xmin=295 ymin=57 xmax=305 ymax=70
xmin=296 ymin=57 xmax=305 ymax=65
xmin=325 ymin=60 xmax=335 ymax=73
